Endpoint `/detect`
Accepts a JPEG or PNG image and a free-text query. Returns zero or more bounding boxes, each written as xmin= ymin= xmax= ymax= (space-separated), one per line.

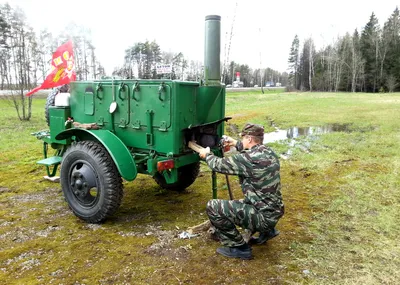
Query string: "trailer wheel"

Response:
xmin=60 ymin=141 xmax=123 ymax=223
xmin=153 ymin=162 xmax=200 ymax=191
xmin=45 ymin=89 xmax=59 ymax=126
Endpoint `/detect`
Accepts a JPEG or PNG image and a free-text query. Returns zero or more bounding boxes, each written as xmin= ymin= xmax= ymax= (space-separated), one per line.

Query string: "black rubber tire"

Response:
xmin=153 ymin=162 xmax=200 ymax=191
xmin=45 ymin=88 xmax=59 ymax=126
xmin=60 ymin=141 xmax=123 ymax=223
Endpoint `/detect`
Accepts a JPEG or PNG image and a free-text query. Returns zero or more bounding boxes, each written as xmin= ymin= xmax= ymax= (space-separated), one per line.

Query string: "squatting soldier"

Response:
xmin=199 ymin=123 xmax=284 ymax=259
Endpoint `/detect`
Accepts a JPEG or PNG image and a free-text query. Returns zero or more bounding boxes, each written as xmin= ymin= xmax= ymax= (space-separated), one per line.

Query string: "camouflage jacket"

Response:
xmin=205 ymin=142 xmax=284 ymax=217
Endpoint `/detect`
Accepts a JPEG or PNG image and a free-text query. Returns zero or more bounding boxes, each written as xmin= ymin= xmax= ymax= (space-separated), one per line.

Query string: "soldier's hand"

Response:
xmin=199 ymin=147 xmax=211 ymax=159
xmin=223 ymin=135 xmax=237 ymax=147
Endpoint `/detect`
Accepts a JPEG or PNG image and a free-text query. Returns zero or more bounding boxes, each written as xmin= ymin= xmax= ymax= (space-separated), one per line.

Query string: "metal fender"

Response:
xmin=56 ymin=129 xmax=137 ymax=181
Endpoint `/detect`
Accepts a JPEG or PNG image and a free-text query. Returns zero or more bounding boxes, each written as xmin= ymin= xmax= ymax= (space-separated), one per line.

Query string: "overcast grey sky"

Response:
xmin=5 ymin=0 xmax=400 ymax=74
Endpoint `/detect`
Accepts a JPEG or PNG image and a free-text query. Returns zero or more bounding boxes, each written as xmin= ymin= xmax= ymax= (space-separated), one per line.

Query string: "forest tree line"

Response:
xmin=288 ymin=7 xmax=400 ymax=92
xmin=112 ymin=41 xmax=288 ymax=88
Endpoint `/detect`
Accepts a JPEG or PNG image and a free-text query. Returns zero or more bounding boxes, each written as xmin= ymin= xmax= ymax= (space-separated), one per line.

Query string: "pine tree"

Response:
xmin=350 ymin=29 xmax=364 ymax=92
xmin=360 ymin=12 xmax=380 ymax=92
xmin=382 ymin=7 xmax=400 ymax=91
xmin=288 ymin=35 xmax=299 ymax=89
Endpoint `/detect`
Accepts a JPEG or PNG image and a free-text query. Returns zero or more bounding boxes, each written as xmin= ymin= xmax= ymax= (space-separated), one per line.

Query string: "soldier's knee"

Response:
xmin=206 ymin=200 xmax=215 ymax=216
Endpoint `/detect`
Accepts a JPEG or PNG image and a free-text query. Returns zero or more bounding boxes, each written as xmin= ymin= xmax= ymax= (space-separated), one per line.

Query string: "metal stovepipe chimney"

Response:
xmin=204 ymin=15 xmax=221 ymax=86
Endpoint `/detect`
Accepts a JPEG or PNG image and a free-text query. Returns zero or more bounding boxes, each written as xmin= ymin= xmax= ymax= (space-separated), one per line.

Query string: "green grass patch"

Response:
xmin=1 ymin=91 xmax=399 ymax=284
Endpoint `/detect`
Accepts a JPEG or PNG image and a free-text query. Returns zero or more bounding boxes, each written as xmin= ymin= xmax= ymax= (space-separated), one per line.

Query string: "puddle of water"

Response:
xmin=263 ymin=123 xmax=361 ymax=159
xmin=263 ymin=124 xmax=353 ymax=144
xmin=226 ymin=122 xmax=370 ymax=159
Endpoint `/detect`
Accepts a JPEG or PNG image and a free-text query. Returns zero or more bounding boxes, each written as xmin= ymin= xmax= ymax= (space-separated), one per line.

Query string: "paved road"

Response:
xmin=226 ymin=86 xmax=284 ymax=92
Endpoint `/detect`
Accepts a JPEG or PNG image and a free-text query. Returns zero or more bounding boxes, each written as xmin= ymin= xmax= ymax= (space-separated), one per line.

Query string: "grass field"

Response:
xmin=0 ymin=90 xmax=399 ymax=284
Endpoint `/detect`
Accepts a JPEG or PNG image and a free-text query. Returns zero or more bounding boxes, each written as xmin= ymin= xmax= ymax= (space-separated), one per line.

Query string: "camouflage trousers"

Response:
xmin=206 ymin=199 xmax=278 ymax=247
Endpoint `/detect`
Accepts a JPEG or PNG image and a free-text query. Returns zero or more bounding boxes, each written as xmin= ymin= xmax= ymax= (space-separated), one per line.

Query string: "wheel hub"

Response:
xmin=70 ymin=163 xmax=98 ymax=203
xmin=72 ymin=175 xmax=89 ymax=197
xmin=75 ymin=179 xmax=83 ymax=189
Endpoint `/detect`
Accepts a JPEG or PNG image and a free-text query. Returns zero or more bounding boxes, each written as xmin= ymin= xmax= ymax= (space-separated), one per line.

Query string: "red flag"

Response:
xmin=26 ymin=40 xmax=76 ymax=96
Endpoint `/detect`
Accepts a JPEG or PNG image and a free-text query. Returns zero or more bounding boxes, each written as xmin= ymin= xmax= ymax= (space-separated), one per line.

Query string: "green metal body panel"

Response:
xmin=196 ymin=86 xmax=226 ymax=135
xmin=41 ymin=78 xmax=226 ymax=184
xmin=48 ymin=79 xmax=226 ymax=183
xmin=45 ymin=79 xmax=226 ymax=183
xmin=49 ymin=107 xmax=71 ymax=144
xmin=67 ymin=80 xmax=226 ymax=155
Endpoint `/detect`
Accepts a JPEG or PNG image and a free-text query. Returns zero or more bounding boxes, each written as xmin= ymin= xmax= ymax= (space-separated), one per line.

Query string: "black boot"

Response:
xmin=216 ymin=243 xmax=253 ymax=260
xmin=249 ymin=228 xmax=280 ymax=245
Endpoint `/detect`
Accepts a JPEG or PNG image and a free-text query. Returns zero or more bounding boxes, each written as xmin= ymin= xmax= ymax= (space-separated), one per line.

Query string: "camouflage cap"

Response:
xmin=240 ymin=123 xmax=264 ymax=137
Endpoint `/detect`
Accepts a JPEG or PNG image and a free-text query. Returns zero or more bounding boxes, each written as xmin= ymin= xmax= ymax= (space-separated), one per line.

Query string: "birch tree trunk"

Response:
xmin=309 ymin=43 xmax=312 ymax=91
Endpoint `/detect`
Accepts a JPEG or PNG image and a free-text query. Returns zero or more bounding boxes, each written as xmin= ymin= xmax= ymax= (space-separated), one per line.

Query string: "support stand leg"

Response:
xmin=212 ymin=171 xmax=217 ymax=199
